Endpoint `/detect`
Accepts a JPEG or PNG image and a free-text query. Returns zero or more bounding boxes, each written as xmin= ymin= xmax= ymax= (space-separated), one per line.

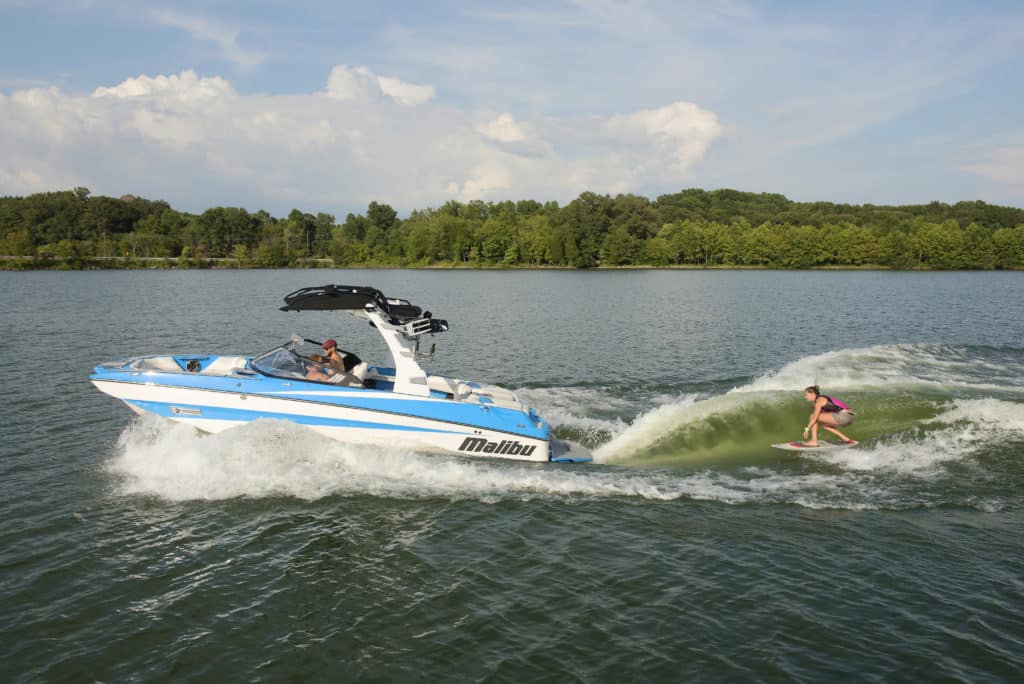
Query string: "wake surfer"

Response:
xmin=802 ymin=385 xmax=856 ymax=446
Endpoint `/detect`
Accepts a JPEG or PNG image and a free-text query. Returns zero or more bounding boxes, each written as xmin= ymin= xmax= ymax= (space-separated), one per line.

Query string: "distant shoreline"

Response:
xmin=5 ymin=188 xmax=1023 ymax=272
xmin=2 ymin=256 xmax=1020 ymax=272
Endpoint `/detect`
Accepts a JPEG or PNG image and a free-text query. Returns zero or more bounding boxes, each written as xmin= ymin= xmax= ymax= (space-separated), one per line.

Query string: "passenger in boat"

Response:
xmin=305 ymin=352 xmax=363 ymax=387
xmin=303 ymin=354 xmax=337 ymax=383
xmin=803 ymin=385 xmax=855 ymax=446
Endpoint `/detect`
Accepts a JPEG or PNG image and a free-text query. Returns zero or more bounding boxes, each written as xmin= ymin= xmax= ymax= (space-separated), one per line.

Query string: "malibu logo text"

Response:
xmin=458 ymin=437 xmax=537 ymax=457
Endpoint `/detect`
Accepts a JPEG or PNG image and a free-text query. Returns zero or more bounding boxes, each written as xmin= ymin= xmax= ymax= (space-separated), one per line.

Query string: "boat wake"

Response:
xmin=106 ymin=415 xmax=704 ymax=503
xmin=105 ymin=344 xmax=1024 ymax=511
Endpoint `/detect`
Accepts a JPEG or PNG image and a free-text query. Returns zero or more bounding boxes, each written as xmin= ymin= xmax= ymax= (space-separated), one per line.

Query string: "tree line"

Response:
xmin=2 ymin=187 xmax=1023 ymax=269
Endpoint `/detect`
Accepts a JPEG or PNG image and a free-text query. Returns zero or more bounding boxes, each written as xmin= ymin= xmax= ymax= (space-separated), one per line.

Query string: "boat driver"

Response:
xmin=323 ymin=338 xmax=362 ymax=372
xmin=322 ymin=339 xmax=346 ymax=371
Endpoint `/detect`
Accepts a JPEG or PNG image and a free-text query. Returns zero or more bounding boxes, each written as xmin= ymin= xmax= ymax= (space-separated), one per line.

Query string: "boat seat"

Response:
xmin=131 ymin=357 xmax=184 ymax=372
xmin=201 ymin=356 xmax=249 ymax=375
xmin=427 ymin=375 xmax=459 ymax=394
xmin=471 ymin=385 xmax=520 ymax=405
xmin=326 ymin=362 xmax=371 ymax=388
xmin=427 ymin=375 xmax=473 ymax=399
xmin=349 ymin=361 xmax=370 ymax=383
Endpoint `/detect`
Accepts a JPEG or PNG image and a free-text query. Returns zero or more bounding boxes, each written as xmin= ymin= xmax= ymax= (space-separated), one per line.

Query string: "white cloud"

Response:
xmin=605 ymin=102 xmax=723 ymax=168
xmin=129 ymin=107 xmax=206 ymax=148
xmin=0 ymin=69 xmax=725 ymax=212
xmin=5 ymin=86 xmax=106 ymax=145
xmin=454 ymin=162 xmax=513 ymax=201
xmin=962 ymin=146 xmax=1024 ymax=189
xmin=325 ymin=65 xmax=435 ymax=106
xmin=477 ymin=114 xmax=526 ymax=143
xmin=324 ymin=65 xmax=379 ymax=102
xmin=377 ymin=76 xmax=436 ymax=106
xmin=93 ymin=70 xmax=235 ymax=102
xmin=0 ymin=168 xmax=48 ymax=194
xmin=150 ymin=9 xmax=264 ymax=69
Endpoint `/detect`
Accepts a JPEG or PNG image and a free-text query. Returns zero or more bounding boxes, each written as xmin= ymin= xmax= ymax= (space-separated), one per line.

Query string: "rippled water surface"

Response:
xmin=2 ymin=269 xmax=1023 ymax=681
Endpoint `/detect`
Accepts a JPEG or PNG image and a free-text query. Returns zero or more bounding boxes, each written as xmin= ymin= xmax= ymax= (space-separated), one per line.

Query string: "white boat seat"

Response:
xmin=131 ymin=357 xmax=185 ymax=372
xmin=201 ymin=356 xmax=249 ymax=375
xmin=426 ymin=375 xmax=460 ymax=394
xmin=326 ymin=361 xmax=371 ymax=388
xmin=349 ymin=361 xmax=370 ymax=383
xmin=427 ymin=375 xmax=476 ymax=399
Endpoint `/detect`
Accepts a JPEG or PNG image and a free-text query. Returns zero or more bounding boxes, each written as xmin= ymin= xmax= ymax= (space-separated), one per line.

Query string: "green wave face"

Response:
xmin=604 ymin=391 xmax=952 ymax=467
xmin=583 ymin=344 xmax=1024 ymax=468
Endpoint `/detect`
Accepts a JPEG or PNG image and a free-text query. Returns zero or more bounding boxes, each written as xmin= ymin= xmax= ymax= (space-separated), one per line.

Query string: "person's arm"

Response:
xmin=807 ymin=397 xmax=826 ymax=428
xmin=803 ymin=397 xmax=825 ymax=438
xmin=303 ymin=357 xmax=334 ymax=382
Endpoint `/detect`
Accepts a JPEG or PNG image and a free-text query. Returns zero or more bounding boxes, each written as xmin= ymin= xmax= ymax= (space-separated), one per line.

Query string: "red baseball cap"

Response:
xmin=323 ymin=339 xmax=337 ymax=349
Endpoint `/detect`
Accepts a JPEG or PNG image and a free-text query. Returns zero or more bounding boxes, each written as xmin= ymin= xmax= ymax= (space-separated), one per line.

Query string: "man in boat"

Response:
xmin=322 ymin=339 xmax=347 ymax=371
xmin=323 ymin=339 xmax=364 ymax=372
xmin=314 ymin=339 xmax=370 ymax=387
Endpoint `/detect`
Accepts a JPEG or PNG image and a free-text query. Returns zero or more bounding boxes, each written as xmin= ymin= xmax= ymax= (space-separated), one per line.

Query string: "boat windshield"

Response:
xmin=250 ymin=347 xmax=311 ymax=381
xmin=250 ymin=337 xmax=325 ymax=381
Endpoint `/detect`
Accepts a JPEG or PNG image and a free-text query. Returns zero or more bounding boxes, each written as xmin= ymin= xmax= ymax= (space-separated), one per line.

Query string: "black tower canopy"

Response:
xmin=281 ymin=285 xmax=446 ymax=331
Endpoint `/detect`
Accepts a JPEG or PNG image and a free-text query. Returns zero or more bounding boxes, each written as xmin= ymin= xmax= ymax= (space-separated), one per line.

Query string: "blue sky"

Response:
xmin=1 ymin=0 xmax=1022 ymax=216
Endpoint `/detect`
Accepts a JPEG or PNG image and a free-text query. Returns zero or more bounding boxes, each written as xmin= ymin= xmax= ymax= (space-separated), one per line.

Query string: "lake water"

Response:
xmin=2 ymin=269 xmax=1023 ymax=681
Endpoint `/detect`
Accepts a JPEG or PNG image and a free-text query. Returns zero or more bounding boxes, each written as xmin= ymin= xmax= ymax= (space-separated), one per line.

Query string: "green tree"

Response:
xmin=231 ymin=243 xmax=250 ymax=266
xmin=601 ymin=226 xmax=641 ymax=265
xmin=558 ymin=192 xmax=613 ymax=267
xmin=920 ymin=220 xmax=966 ymax=269
xmin=610 ymin=194 xmax=659 ymax=240
xmin=520 ymin=214 xmax=554 ymax=264
xmin=478 ymin=215 xmax=515 ymax=262
xmin=992 ymin=226 xmax=1024 ymax=268
xmin=367 ymin=201 xmax=398 ymax=233
xmin=314 ymin=213 xmax=335 ymax=257
xmin=963 ymin=223 xmax=995 ymax=269
xmin=641 ymin=236 xmax=674 ymax=266
xmin=739 ymin=223 xmax=781 ymax=265
xmin=3 ymin=228 xmax=34 ymax=256
xmin=197 ymin=207 xmax=257 ymax=257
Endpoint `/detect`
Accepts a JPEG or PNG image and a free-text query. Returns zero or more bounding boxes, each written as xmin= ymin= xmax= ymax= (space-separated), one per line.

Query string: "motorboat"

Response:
xmin=90 ymin=285 xmax=591 ymax=463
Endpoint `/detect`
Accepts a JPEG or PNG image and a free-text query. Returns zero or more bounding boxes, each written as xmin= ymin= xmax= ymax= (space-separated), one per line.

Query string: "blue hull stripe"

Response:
xmin=125 ymin=399 xmax=469 ymax=435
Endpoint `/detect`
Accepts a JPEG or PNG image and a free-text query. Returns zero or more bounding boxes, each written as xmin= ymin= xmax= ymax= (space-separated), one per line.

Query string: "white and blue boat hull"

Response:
xmin=91 ymin=365 xmax=553 ymax=461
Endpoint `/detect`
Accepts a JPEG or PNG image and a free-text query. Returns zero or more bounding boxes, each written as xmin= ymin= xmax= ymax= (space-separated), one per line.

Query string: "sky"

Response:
xmin=1 ymin=0 xmax=1022 ymax=217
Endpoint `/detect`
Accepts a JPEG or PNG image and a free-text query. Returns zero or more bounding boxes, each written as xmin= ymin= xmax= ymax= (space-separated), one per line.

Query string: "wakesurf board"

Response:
xmin=771 ymin=440 xmax=858 ymax=452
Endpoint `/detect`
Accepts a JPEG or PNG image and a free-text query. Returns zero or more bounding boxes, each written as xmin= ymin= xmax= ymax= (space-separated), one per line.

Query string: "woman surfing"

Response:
xmin=802 ymin=385 xmax=856 ymax=446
